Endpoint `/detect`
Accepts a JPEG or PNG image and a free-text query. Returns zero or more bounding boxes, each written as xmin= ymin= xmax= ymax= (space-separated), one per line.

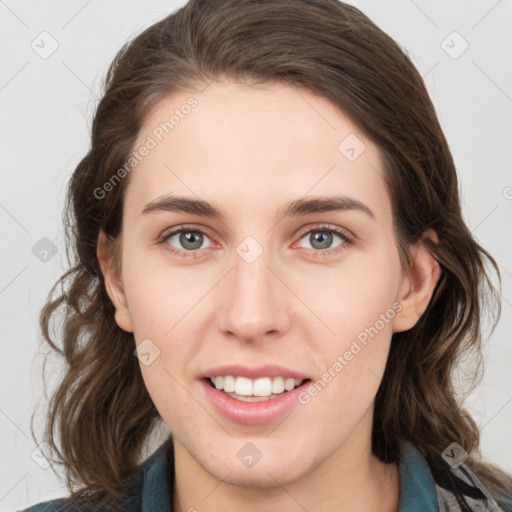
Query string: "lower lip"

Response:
xmin=200 ymin=379 xmax=309 ymax=426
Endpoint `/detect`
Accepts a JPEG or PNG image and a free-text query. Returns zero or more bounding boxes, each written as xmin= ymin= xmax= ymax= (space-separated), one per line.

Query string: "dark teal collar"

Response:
xmin=139 ymin=437 xmax=173 ymax=511
xmin=398 ymin=440 xmax=439 ymax=511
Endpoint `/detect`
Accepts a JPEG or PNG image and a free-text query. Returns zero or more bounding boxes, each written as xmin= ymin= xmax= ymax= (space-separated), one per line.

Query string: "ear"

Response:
xmin=96 ymin=229 xmax=134 ymax=333
xmin=393 ymin=229 xmax=442 ymax=333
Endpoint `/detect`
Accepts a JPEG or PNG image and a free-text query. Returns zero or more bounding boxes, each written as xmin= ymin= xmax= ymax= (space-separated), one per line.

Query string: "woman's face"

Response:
xmin=99 ymin=80 xmax=433 ymax=487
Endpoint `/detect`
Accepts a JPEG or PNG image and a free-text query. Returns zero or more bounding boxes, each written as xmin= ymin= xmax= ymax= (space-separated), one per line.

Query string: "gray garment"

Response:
xmin=401 ymin=441 xmax=512 ymax=512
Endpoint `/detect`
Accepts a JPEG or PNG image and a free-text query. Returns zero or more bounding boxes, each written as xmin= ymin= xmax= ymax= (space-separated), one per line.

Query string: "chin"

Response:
xmin=209 ymin=460 xmax=308 ymax=489
xmin=194 ymin=442 xmax=314 ymax=489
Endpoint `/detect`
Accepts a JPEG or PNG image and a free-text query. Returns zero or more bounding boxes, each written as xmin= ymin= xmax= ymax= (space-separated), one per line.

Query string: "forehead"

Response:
xmin=125 ymin=81 xmax=391 ymax=225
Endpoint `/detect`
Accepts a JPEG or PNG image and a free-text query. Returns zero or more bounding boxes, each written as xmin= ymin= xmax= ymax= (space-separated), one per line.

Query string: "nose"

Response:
xmin=216 ymin=244 xmax=290 ymax=344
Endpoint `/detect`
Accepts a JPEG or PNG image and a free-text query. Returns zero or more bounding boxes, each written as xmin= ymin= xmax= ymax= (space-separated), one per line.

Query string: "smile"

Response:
xmin=201 ymin=378 xmax=311 ymax=426
xmin=209 ymin=375 xmax=305 ymax=401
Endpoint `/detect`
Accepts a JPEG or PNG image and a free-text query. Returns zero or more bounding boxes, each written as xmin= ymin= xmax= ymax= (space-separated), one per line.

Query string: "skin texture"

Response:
xmin=97 ymin=81 xmax=441 ymax=512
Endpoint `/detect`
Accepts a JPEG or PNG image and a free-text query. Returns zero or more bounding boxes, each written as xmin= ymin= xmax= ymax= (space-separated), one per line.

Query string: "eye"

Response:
xmin=296 ymin=224 xmax=352 ymax=257
xmin=159 ymin=225 xmax=213 ymax=258
xmin=159 ymin=223 xmax=353 ymax=259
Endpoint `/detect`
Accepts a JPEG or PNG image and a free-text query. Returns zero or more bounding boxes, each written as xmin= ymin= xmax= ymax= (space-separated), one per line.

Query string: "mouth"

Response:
xmin=205 ymin=375 xmax=309 ymax=402
xmin=200 ymin=371 xmax=312 ymax=426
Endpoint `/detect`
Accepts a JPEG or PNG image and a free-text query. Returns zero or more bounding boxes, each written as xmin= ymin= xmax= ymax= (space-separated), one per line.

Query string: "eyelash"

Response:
xmin=158 ymin=223 xmax=353 ymax=259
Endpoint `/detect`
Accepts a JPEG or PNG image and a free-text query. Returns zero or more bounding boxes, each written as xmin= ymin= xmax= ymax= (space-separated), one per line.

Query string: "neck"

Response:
xmin=172 ymin=425 xmax=400 ymax=512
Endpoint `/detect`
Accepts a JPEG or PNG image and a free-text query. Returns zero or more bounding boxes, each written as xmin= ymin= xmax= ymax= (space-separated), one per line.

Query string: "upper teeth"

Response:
xmin=210 ymin=376 xmax=304 ymax=397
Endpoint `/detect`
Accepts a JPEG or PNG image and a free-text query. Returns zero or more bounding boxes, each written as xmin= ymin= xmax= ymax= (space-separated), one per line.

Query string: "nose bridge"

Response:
xmin=217 ymin=236 xmax=288 ymax=341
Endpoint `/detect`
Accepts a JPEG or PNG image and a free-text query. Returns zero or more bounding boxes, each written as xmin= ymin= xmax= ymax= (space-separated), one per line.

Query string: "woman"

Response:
xmin=22 ymin=0 xmax=512 ymax=511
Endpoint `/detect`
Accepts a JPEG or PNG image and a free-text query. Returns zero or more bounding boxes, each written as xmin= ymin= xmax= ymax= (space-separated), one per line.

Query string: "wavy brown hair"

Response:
xmin=32 ymin=0 xmax=511 ymax=508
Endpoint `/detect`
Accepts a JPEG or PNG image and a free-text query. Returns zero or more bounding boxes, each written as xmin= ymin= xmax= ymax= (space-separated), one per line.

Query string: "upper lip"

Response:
xmin=200 ymin=364 xmax=311 ymax=380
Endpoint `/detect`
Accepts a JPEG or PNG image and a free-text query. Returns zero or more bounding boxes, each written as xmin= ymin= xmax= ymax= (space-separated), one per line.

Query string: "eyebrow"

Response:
xmin=141 ymin=194 xmax=375 ymax=220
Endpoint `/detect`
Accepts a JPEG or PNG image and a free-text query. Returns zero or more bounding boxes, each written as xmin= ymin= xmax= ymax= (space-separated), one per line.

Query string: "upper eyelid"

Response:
xmin=302 ymin=224 xmax=352 ymax=238
xmin=161 ymin=223 xmax=353 ymax=245
xmin=160 ymin=223 xmax=215 ymax=241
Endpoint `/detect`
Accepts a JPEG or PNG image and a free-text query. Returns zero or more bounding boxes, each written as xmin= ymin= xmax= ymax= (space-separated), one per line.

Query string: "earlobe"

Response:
xmin=392 ymin=229 xmax=441 ymax=333
xmin=96 ymin=230 xmax=134 ymax=333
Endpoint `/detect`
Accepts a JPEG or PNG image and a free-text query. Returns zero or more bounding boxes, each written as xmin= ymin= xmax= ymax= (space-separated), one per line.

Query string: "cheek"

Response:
xmin=138 ymin=362 xmax=206 ymax=445
xmin=293 ymin=249 xmax=401 ymax=401
xmin=122 ymin=257 xmax=206 ymax=412
xmin=293 ymin=249 xmax=401 ymax=344
xmin=122 ymin=253 xmax=206 ymax=338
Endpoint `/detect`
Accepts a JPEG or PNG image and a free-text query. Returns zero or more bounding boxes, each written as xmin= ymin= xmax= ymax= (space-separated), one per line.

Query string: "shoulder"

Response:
xmin=399 ymin=440 xmax=512 ymax=512
xmin=418 ymin=444 xmax=512 ymax=512
xmin=18 ymin=494 xmax=134 ymax=512
xmin=18 ymin=438 xmax=173 ymax=512
xmin=19 ymin=498 xmax=90 ymax=511
xmin=18 ymin=488 xmax=141 ymax=512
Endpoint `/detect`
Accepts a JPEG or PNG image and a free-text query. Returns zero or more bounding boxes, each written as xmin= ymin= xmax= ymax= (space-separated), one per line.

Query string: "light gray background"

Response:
xmin=1 ymin=1 xmax=511 ymax=510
